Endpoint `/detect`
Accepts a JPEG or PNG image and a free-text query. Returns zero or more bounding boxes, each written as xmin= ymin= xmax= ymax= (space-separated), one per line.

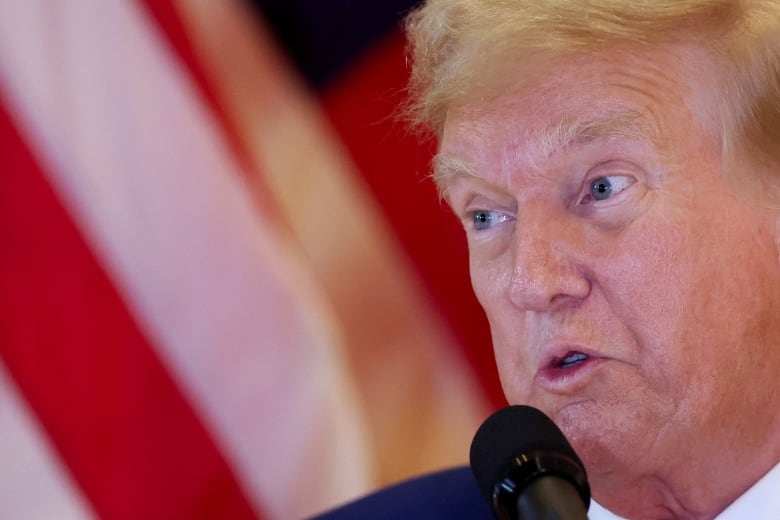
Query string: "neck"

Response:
xmin=593 ymin=443 xmax=780 ymax=519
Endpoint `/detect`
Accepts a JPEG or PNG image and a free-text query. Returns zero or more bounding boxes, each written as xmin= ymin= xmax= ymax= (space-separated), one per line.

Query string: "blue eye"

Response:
xmin=471 ymin=210 xmax=509 ymax=230
xmin=590 ymin=178 xmax=613 ymax=200
xmin=585 ymin=175 xmax=634 ymax=203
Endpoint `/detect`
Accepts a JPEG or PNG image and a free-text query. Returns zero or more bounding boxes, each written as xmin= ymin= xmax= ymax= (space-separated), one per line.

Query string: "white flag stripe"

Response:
xmin=0 ymin=1 xmax=373 ymax=519
xmin=0 ymin=361 xmax=96 ymax=520
xmin=175 ymin=0 xmax=489 ymax=485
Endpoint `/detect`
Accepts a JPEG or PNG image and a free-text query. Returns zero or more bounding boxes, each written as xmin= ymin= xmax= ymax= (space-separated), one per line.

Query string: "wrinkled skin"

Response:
xmin=439 ymin=44 xmax=780 ymax=519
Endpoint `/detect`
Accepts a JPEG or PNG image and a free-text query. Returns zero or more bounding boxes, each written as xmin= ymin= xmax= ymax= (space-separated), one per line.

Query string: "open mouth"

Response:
xmin=538 ymin=349 xmax=605 ymax=391
xmin=554 ymin=351 xmax=589 ymax=369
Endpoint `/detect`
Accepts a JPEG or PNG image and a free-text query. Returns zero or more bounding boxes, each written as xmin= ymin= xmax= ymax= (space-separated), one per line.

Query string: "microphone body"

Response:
xmin=511 ymin=474 xmax=587 ymax=520
xmin=470 ymin=405 xmax=590 ymax=520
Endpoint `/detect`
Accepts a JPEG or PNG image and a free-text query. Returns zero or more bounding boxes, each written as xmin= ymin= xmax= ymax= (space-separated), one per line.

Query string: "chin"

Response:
xmin=552 ymin=401 xmax=646 ymax=482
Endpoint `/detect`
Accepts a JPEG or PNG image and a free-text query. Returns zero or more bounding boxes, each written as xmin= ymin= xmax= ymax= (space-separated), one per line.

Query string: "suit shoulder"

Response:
xmin=311 ymin=466 xmax=492 ymax=519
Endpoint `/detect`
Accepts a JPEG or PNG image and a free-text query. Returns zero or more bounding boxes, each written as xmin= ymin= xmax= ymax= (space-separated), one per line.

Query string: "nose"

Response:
xmin=508 ymin=211 xmax=591 ymax=312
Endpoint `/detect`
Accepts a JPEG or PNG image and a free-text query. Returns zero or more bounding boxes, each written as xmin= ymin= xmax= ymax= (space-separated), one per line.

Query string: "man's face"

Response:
xmin=439 ymin=45 xmax=780 ymax=509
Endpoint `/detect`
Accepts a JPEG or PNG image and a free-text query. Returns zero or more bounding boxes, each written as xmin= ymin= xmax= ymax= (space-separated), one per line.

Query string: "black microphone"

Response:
xmin=469 ymin=405 xmax=590 ymax=520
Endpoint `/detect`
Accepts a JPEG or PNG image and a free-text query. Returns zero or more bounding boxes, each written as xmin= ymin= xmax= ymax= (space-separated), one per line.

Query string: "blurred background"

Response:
xmin=0 ymin=0 xmax=505 ymax=518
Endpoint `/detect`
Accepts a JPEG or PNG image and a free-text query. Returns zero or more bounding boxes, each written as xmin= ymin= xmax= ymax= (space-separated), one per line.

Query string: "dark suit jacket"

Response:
xmin=311 ymin=466 xmax=493 ymax=519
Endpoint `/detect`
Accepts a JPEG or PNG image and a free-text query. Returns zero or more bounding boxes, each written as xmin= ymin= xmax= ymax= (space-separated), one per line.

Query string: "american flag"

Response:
xmin=0 ymin=1 xmax=504 ymax=518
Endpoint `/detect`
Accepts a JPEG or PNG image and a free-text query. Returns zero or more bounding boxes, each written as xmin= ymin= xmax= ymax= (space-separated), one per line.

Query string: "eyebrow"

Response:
xmin=431 ymin=153 xmax=480 ymax=195
xmin=433 ymin=108 xmax=647 ymax=190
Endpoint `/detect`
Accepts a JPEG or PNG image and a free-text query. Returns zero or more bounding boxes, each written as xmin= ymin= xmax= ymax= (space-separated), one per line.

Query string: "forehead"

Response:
xmin=436 ymin=108 xmax=648 ymax=183
xmin=436 ymin=44 xmax=719 ymax=185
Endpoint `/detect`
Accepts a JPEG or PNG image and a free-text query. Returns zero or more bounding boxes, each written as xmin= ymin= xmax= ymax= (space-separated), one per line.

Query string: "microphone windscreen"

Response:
xmin=469 ymin=405 xmax=585 ymax=504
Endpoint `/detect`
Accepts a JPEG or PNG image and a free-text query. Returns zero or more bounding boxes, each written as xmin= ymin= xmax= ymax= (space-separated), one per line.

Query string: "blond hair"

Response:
xmin=405 ymin=0 xmax=780 ymax=166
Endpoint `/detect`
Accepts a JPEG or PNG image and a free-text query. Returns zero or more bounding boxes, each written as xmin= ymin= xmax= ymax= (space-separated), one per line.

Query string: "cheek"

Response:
xmin=469 ymin=234 xmax=523 ymax=319
xmin=468 ymin=255 xmax=536 ymax=394
xmin=470 ymin=259 xmax=510 ymax=330
xmin=601 ymin=198 xmax=780 ymax=405
xmin=468 ymin=252 xmax=504 ymax=310
xmin=592 ymin=206 xmax=716 ymax=404
xmin=598 ymin=215 xmax=688 ymax=341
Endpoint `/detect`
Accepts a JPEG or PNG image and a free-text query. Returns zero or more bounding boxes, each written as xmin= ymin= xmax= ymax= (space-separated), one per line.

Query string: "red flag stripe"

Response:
xmin=0 ymin=361 xmax=95 ymax=519
xmin=0 ymin=94 xmax=258 ymax=519
xmin=0 ymin=1 xmax=373 ymax=518
xmin=321 ymin=31 xmax=505 ymax=407
xmin=164 ymin=0 xmax=490 ymax=497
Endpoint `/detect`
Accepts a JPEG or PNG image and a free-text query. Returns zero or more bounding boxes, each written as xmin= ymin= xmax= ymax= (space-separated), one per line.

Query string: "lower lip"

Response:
xmin=536 ymin=356 xmax=608 ymax=394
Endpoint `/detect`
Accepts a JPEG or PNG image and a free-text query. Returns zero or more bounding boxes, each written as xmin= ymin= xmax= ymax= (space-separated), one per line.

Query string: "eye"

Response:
xmin=581 ymin=175 xmax=635 ymax=204
xmin=470 ymin=210 xmax=511 ymax=230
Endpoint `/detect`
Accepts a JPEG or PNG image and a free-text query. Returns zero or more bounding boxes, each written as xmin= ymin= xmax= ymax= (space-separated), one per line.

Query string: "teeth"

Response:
xmin=559 ymin=352 xmax=588 ymax=368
